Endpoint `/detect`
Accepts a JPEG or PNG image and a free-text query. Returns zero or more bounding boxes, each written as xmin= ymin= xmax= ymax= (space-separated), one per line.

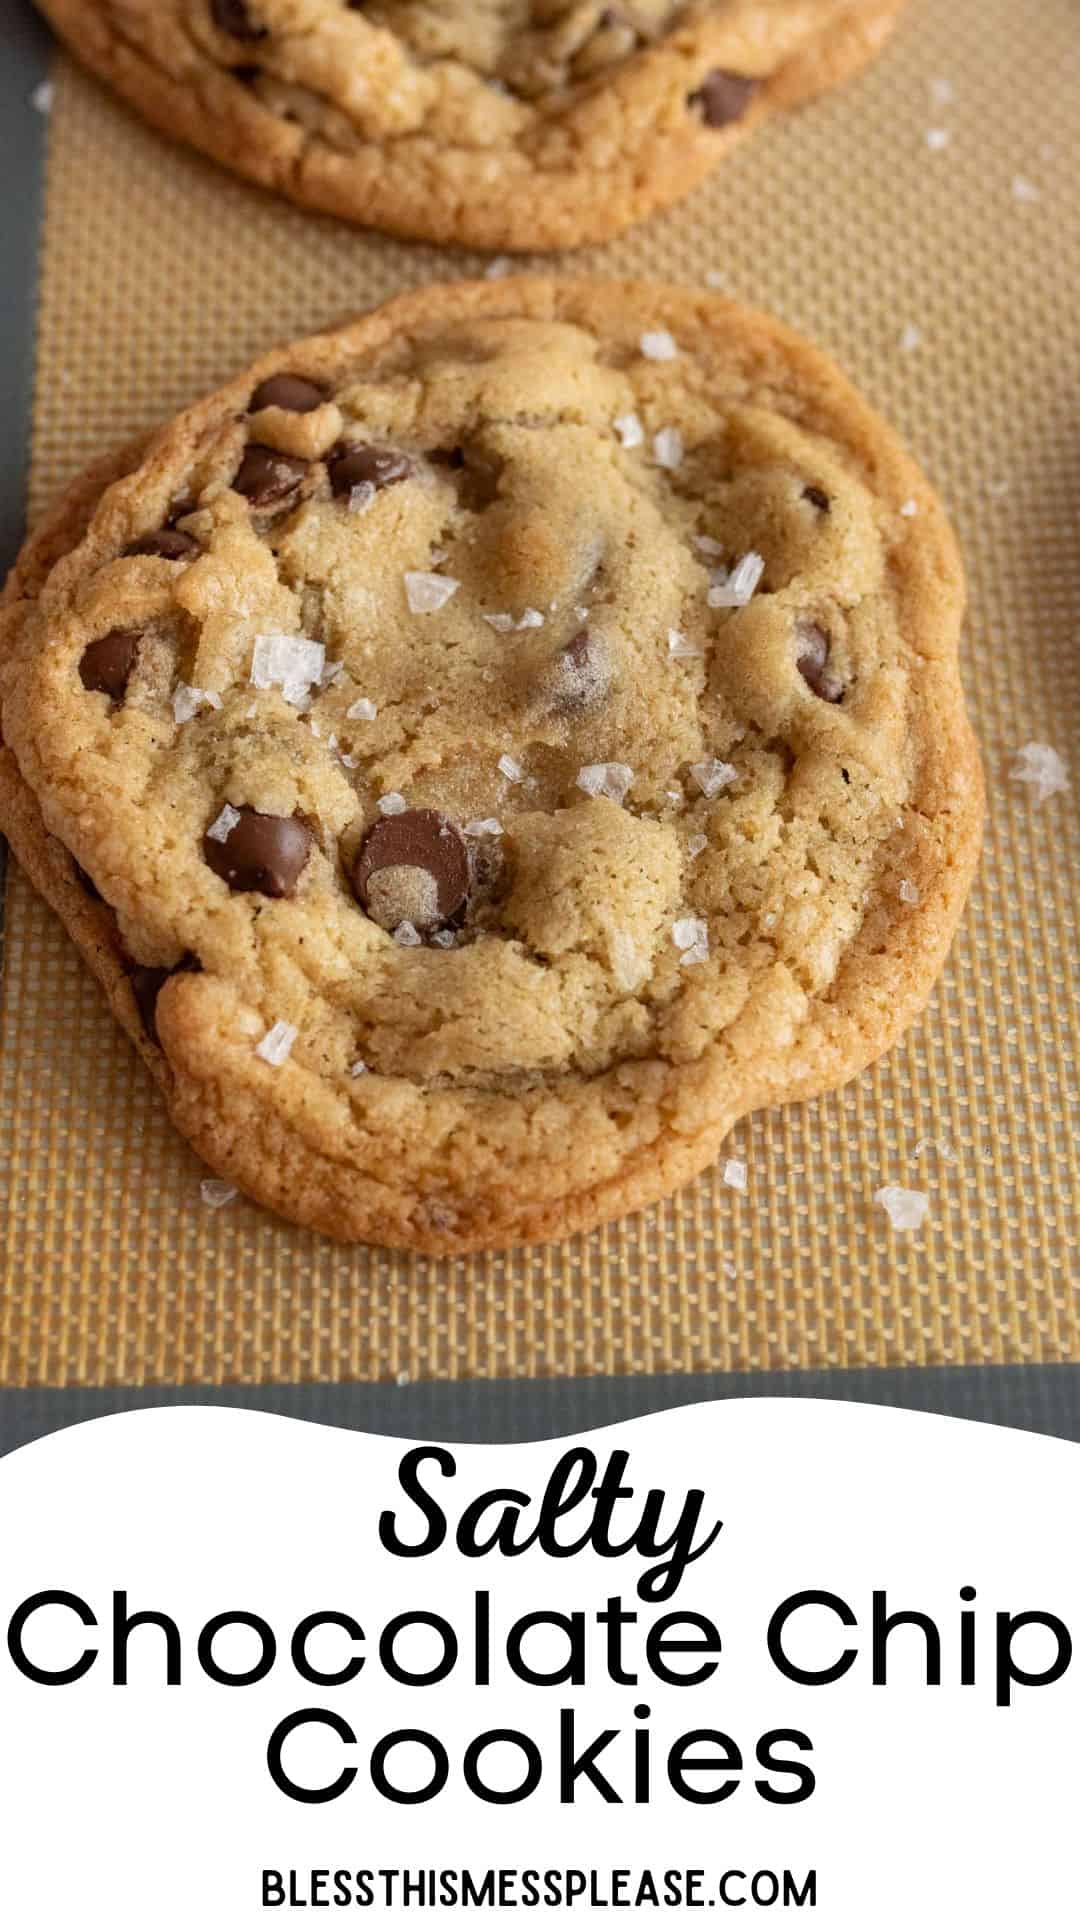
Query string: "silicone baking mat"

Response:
xmin=0 ymin=0 xmax=1076 ymax=1386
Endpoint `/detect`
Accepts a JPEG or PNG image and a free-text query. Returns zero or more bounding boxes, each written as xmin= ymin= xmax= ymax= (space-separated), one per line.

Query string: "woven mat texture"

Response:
xmin=0 ymin=0 xmax=1076 ymax=1385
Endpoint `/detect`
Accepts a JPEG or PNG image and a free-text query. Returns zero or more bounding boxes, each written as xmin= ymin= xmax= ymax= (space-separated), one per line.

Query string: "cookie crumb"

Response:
xmin=640 ymin=329 xmax=678 ymax=361
xmin=876 ymin=1184 xmax=928 ymax=1231
xmin=200 ymin=1179 xmax=237 ymax=1209
xmin=1010 ymin=741 xmax=1069 ymax=806
xmin=256 ymin=1020 xmax=297 ymax=1066
xmin=405 ymin=571 xmax=459 ymax=614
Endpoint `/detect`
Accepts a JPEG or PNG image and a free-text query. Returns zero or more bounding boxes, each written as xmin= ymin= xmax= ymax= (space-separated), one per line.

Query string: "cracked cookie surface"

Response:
xmin=36 ymin=0 xmax=908 ymax=248
xmin=0 ymin=278 xmax=982 ymax=1250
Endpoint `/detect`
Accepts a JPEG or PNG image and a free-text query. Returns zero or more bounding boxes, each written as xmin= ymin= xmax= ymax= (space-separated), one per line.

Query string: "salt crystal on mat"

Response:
xmin=704 ymin=270 xmax=727 ymax=290
xmin=929 ymin=76 xmax=954 ymax=107
xmin=498 ymin=753 xmax=524 ymax=783
xmin=722 ymin=1157 xmax=747 ymax=1192
xmin=250 ymin=630 xmax=325 ymax=704
xmin=378 ymin=792 xmax=407 ymax=815
xmin=31 ymin=79 xmax=53 ymax=114
xmin=653 ymin=426 xmax=684 ymax=471
xmin=200 ymin=1179 xmax=236 ymax=1209
xmin=691 ymin=758 xmax=737 ymax=798
xmin=405 ymin=570 xmax=459 ymax=614
xmin=640 ymin=329 xmax=678 ymax=361
xmin=925 ymin=127 xmax=950 ymax=151
xmin=347 ymin=696 xmax=377 ymax=721
xmin=393 ymin=921 xmax=423 ymax=947
xmin=206 ymin=803 xmax=241 ymax=844
xmin=256 ymin=1020 xmax=297 ymax=1066
xmin=1011 ymin=741 xmax=1069 ymax=805
xmin=708 ymin=551 xmax=764 ymax=609
xmin=577 ymin=762 xmax=633 ymax=803
xmin=614 ymin=412 xmax=645 ymax=450
xmin=876 ymin=1184 xmax=929 ymax=1231
xmin=899 ymin=323 xmax=922 ymax=352
xmin=1012 ymin=175 xmax=1039 ymax=204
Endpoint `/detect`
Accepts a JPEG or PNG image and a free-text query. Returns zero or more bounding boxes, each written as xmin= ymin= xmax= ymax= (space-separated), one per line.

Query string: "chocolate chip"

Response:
xmin=327 ymin=443 xmax=413 ymax=497
xmin=212 ymin=0 xmax=266 ymax=39
xmin=250 ymin=374 xmax=327 ymax=415
xmin=803 ymin=485 xmax=831 ymax=513
xmin=128 ymin=954 xmax=200 ymax=1044
xmin=233 ymin=443 xmax=309 ymax=508
xmin=548 ymin=629 xmax=612 ymax=713
xmin=688 ymin=70 xmax=758 ymax=128
xmin=353 ymin=810 xmax=469 ymax=934
xmin=79 ymin=628 xmax=140 ymax=700
xmin=125 ymin=529 xmax=199 ymax=560
xmin=202 ymin=806 xmax=312 ymax=898
xmin=796 ymin=621 xmax=844 ymax=703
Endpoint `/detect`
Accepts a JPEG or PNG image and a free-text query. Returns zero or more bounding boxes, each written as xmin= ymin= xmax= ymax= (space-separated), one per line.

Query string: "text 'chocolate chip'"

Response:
xmin=233 ymin=443 xmax=309 ymax=508
xmin=250 ymin=374 xmax=327 ymax=414
xmin=203 ymin=806 xmax=312 ymax=898
xmin=79 ymin=628 xmax=140 ymax=701
xmin=689 ymin=70 xmax=758 ymax=128
xmin=353 ymin=810 xmax=469 ymax=933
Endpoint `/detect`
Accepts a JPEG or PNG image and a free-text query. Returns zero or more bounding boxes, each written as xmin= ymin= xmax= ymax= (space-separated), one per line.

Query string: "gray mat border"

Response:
xmin=2 ymin=6 xmax=1076 ymax=1452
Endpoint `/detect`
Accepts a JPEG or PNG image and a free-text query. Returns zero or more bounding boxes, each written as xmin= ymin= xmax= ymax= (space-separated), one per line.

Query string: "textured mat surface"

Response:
xmin=0 ymin=0 xmax=1076 ymax=1385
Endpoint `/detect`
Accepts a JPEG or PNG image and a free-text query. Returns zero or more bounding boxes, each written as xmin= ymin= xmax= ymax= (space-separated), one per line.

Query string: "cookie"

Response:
xmin=0 ymin=277 xmax=983 ymax=1251
xmin=35 ymin=1 xmax=908 ymax=250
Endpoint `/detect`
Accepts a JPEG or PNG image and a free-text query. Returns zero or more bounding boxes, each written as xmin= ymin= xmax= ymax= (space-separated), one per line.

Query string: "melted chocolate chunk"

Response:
xmin=125 ymin=529 xmax=199 ymax=560
xmin=803 ymin=485 xmax=831 ymax=513
xmin=353 ymin=810 xmax=469 ymax=933
xmin=79 ymin=629 xmax=140 ymax=701
xmin=202 ymin=807 xmax=312 ymax=898
xmin=250 ymin=373 xmax=327 ymax=414
xmin=327 ymin=443 xmax=413 ymax=496
xmin=212 ymin=0 xmax=266 ymax=39
xmin=796 ymin=621 xmax=844 ymax=703
xmin=688 ymin=70 xmax=759 ymax=128
xmin=233 ymin=443 xmax=309 ymax=508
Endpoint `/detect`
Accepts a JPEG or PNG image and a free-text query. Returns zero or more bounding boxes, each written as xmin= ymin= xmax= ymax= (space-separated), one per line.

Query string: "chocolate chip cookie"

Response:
xmin=35 ymin=1 xmax=909 ymax=249
xmin=0 ymin=278 xmax=982 ymax=1251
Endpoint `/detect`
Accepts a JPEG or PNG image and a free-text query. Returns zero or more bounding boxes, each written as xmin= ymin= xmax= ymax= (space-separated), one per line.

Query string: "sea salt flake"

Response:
xmin=348 ymin=1060 xmax=368 ymax=1078
xmin=708 ymin=551 xmax=764 ymax=609
xmin=611 ymin=931 xmax=646 ymax=992
xmin=929 ymin=76 xmax=954 ymax=107
xmin=32 ymin=79 xmax=54 ymax=115
xmin=256 ymin=1020 xmax=297 ymax=1067
xmin=640 ymin=329 xmax=678 ymax=361
xmin=695 ymin=534 xmax=724 ymax=557
xmin=925 ymin=127 xmax=950 ymax=151
xmin=348 ymin=481 xmax=377 ymax=515
xmin=393 ymin=921 xmax=423 ymax=947
xmin=899 ymin=323 xmax=922 ymax=353
xmin=1010 ymin=741 xmax=1069 ymax=806
xmin=206 ymin=803 xmax=241 ymax=844
xmin=577 ymin=762 xmax=633 ymax=804
xmin=172 ymin=683 xmax=220 ymax=723
xmin=319 ymin=660 xmax=345 ymax=689
xmin=899 ymin=878 xmax=920 ymax=904
xmin=899 ymin=498 xmax=919 ymax=517
xmin=378 ymin=792 xmax=407 ymax=816
xmin=691 ymin=758 xmax=737 ymax=799
xmin=653 ymin=426 xmax=684 ymax=471
xmin=340 ymin=753 xmax=359 ymax=770
xmin=668 ymin=628 xmax=704 ymax=659
xmin=498 ymin=753 xmax=524 ymax=783
xmin=485 ymin=255 xmax=512 ymax=279
xmin=1012 ymin=174 xmax=1039 ymax=204
xmin=704 ymin=270 xmax=727 ymax=290
xmin=250 ymin=629 xmax=325 ymax=705
xmin=517 ymin=607 xmax=544 ymax=629
xmin=200 ymin=1179 xmax=236 ymax=1210
xmin=876 ymin=1184 xmax=929 ymax=1231
xmin=405 ymin=570 xmax=459 ymax=614
xmin=672 ymin=916 xmax=708 ymax=952
xmin=347 ymin=696 xmax=377 ymax=721
xmin=483 ymin=611 xmax=515 ymax=632
xmin=722 ymin=1157 xmax=747 ymax=1192
xmin=431 ymin=929 xmax=457 ymax=948
xmin=464 ymin=817 xmax=503 ymax=837
xmin=687 ymin=833 xmax=708 ymax=859
xmin=614 ymin=412 xmax=645 ymax=450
